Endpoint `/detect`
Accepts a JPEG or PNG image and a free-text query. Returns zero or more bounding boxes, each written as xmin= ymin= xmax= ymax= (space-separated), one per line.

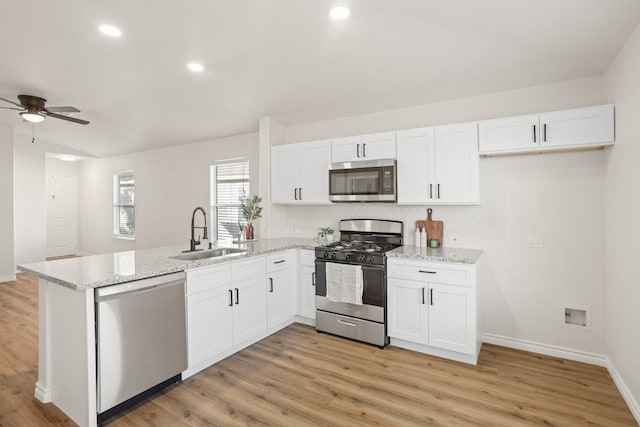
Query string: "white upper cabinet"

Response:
xmin=478 ymin=114 xmax=540 ymax=154
xmin=397 ymin=122 xmax=479 ymax=205
xmin=271 ymin=140 xmax=331 ymax=205
xmin=540 ymin=104 xmax=614 ymax=149
xmin=331 ymin=131 xmax=396 ymax=163
xmin=478 ymin=104 xmax=614 ymax=155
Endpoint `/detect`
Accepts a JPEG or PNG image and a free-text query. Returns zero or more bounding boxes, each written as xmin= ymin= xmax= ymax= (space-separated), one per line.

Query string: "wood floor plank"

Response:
xmin=0 ymin=273 xmax=636 ymax=426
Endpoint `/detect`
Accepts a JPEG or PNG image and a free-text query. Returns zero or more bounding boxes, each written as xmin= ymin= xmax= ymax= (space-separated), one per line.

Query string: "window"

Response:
xmin=113 ymin=171 xmax=135 ymax=238
xmin=210 ymin=160 xmax=249 ymax=241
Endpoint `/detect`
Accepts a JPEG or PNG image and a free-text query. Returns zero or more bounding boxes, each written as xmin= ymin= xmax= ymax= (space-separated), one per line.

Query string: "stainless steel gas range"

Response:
xmin=314 ymin=219 xmax=403 ymax=347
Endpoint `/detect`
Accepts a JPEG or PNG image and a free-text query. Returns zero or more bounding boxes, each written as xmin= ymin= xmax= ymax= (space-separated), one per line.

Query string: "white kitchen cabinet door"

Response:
xmin=387 ymin=278 xmax=428 ymax=344
xmin=232 ymin=277 xmax=267 ymax=345
xmin=428 ymin=283 xmax=475 ymax=355
xmin=397 ymin=127 xmax=434 ymax=204
xmin=433 ymin=122 xmax=479 ymax=204
xmin=298 ymin=264 xmax=316 ymax=319
xmin=478 ymin=114 xmax=540 ymax=154
xmin=187 ymin=287 xmax=233 ymax=368
xmin=298 ymin=140 xmax=331 ymax=204
xmin=540 ymin=104 xmax=614 ymax=149
xmin=331 ymin=132 xmax=396 ymax=162
xmin=271 ymin=145 xmax=298 ymax=204
xmin=266 ymin=268 xmax=294 ymax=329
xmin=360 ymin=131 xmax=397 ymax=160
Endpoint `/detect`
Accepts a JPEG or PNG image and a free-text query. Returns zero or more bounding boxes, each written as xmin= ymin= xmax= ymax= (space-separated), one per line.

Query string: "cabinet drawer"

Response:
xmin=266 ymin=250 xmax=294 ymax=273
xmin=186 ymin=264 xmax=232 ymax=295
xmin=299 ymin=249 xmax=315 ymax=266
xmin=387 ymin=258 xmax=475 ymax=286
xmin=232 ymin=256 xmax=266 ymax=282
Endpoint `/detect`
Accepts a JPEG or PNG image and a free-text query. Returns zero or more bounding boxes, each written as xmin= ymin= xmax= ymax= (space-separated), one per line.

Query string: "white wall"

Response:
xmin=274 ymin=75 xmax=608 ymax=356
xmin=77 ymin=132 xmax=259 ymax=255
xmin=604 ymin=24 xmax=640 ymax=414
xmin=0 ymin=125 xmax=15 ymax=281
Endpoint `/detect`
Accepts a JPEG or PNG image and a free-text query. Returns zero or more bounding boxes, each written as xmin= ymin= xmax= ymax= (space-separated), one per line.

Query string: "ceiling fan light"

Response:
xmin=20 ymin=111 xmax=45 ymax=123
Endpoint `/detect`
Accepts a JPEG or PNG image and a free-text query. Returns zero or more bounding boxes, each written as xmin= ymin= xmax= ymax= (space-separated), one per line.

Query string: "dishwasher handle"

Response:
xmin=95 ymin=271 xmax=186 ymax=301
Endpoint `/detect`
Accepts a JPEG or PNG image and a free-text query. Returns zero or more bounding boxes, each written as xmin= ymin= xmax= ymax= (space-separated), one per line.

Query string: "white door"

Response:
xmin=428 ymin=283 xmax=475 ymax=354
xmin=360 ymin=132 xmax=397 ymax=160
xmin=187 ymin=287 xmax=233 ymax=367
xmin=46 ymin=174 xmax=77 ymax=258
xmin=267 ymin=268 xmax=294 ymax=328
xmin=540 ymin=104 xmax=614 ymax=149
xmin=271 ymin=145 xmax=298 ymax=204
xmin=478 ymin=114 xmax=540 ymax=154
xmin=396 ymin=127 xmax=434 ymax=204
xmin=232 ymin=277 xmax=267 ymax=345
xmin=433 ymin=122 xmax=479 ymax=204
xmin=298 ymin=264 xmax=316 ymax=319
xmin=387 ymin=278 xmax=428 ymax=344
xmin=298 ymin=140 xmax=331 ymax=204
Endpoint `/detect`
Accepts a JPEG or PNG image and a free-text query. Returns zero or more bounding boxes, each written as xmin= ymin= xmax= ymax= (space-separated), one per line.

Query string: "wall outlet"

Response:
xmin=526 ymin=238 xmax=543 ymax=248
xmin=449 ymin=235 xmax=460 ymax=244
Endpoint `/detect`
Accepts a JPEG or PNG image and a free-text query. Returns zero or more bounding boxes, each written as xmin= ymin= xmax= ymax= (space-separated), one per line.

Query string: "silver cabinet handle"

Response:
xmin=543 ymin=123 xmax=547 ymax=142
xmin=299 ymin=187 xmax=303 ymax=200
xmin=269 ymin=278 xmax=274 ymax=293
xmin=294 ymin=188 xmax=298 ymax=200
xmin=362 ymin=143 xmax=366 ymax=157
xmin=338 ymin=319 xmax=356 ymax=327
xmin=437 ymin=183 xmax=440 ymax=199
xmin=356 ymin=143 xmax=360 ymax=158
xmin=429 ymin=183 xmax=433 ymax=198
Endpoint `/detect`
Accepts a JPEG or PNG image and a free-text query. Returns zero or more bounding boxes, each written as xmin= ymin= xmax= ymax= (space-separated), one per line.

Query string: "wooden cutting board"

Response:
xmin=416 ymin=208 xmax=443 ymax=248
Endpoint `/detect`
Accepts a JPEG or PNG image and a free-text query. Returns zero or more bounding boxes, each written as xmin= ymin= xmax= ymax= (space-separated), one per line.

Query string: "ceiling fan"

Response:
xmin=0 ymin=94 xmax=89 ymax=125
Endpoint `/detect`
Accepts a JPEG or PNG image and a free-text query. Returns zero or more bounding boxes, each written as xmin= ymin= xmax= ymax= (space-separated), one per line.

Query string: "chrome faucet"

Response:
xmin=188 ymin=207 xmax=209 ymax=252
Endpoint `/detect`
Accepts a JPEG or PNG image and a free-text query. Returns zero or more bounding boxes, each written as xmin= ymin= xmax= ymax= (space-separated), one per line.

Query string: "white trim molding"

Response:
xmin=0 ymin=274 xmax=16 ymax=283
xmin=607 ymin=358 xmax=640 ymax=424
xmin=482 ymin=333 xmax=607 ymax=366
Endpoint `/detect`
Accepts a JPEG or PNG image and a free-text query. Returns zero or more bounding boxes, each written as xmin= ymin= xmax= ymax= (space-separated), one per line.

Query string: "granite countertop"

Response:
xmin=17 ymin=238 xmax=321 ymax=291
xmin=387 ymin=246 xmax=483 ymax=264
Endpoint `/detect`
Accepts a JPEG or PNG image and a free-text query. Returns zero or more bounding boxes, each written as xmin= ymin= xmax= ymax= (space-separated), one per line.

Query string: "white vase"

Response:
xmin=326 ymin=233 xmax=336 ymax=242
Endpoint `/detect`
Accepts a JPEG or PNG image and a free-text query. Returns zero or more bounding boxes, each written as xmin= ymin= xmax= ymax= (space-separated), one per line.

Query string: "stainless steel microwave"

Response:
xmin=329 ymin=159 xmax=397 ymax=202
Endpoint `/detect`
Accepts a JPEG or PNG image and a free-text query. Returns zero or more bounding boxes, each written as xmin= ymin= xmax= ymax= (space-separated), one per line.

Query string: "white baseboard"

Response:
xmin=482 ymin=333 xmax=608 ymax=367
xmin=34 ymin=381 xmax=52 ymax=403
xmin=0 ymin=274 xmax=17 ymax=283
xmin=607 ymin=357 xmax=640 ymax=424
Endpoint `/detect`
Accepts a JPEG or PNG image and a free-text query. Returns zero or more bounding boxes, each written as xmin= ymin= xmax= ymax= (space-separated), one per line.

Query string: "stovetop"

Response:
xmin=324 ymin=240 xmax=398 ymax=254
xmin=315 ymin=240 xmax=401 ymax=265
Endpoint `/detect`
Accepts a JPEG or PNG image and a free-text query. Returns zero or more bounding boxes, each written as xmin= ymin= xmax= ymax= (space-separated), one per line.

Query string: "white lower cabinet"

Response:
xmin=387 ymin=257 xmax=479 ymax=364
xmin=266 ymin=251 xmax=295 ymax=329
xmin=232 ymin=276 xmax=267 ymax=344
xmin=297 ymin=250 xmax=316 ymax=322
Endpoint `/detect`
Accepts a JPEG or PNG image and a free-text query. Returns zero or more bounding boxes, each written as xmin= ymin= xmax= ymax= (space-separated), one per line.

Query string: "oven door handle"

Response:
xmin=338 ymin=319 xmax=357 ymax=327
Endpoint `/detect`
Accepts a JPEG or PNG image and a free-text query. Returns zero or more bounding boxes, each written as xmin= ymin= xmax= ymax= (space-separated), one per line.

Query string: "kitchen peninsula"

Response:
xmin=18 ymin=238 xmax=482 ymax=427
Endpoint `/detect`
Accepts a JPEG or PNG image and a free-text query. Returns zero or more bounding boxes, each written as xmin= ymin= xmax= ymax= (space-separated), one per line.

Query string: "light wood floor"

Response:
xmin=1 ymin=274 xmax=636 ymax=426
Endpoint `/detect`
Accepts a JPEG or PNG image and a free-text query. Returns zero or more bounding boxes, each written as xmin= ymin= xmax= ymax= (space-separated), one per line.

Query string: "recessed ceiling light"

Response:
xmin=329 ymin=6 xmax=350 ymax=20
xmin=99 ymin=24 xmax=122 ymax=37
xmin=59 ymin=155 xmax=78 ymax=162
xmin=187 ymin=62 xmax=205 ymax=73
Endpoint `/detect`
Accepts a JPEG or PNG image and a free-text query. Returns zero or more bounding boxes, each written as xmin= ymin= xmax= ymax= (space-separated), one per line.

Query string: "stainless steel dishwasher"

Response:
xmin=95 ymin=271 xmax=187 ymax=422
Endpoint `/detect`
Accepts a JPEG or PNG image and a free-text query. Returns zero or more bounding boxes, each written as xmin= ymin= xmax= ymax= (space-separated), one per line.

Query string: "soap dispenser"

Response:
xmin=414 ymin=226 xmax=421 ymax=247
xmin=420 ymin=227 xmax=427 ymax=248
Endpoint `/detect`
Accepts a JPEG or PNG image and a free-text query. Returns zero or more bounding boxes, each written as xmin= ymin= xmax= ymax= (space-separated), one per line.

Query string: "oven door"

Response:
xmin=315 ymin=259 xmax=385 ymax=323
xmin=329 ymin=159 xmax=396 ymax=202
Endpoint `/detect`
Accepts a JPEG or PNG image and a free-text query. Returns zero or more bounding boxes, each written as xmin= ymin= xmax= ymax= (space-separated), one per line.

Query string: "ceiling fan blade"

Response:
xmin=0 ymin=106 xmax=23 ymax=111
xmin=45 ymin=111 xmax=90 ymax=125
xmin=47 ymin=106 xmax=81 ymax=113
xmin=0 ymin=96 xmax=24 ymax=108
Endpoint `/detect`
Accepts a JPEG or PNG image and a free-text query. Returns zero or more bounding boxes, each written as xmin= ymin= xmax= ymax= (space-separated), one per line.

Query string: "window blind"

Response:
xmin=211 ymin=160 xmax=249 ymax=240
xmin=114 ymin=172 xmax=135 ymax=237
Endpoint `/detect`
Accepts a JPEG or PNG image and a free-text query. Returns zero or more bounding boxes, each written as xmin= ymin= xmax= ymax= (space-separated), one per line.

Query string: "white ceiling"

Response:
xmin=1 ymin=0 xmax=639 ymax=158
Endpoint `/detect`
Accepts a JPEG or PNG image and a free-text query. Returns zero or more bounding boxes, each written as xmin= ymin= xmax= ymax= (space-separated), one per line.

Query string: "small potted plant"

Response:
xmin=240 ymin=193 xmax=263 ymax=240
xmin=318 ymin=227 xmax=336 ymax=242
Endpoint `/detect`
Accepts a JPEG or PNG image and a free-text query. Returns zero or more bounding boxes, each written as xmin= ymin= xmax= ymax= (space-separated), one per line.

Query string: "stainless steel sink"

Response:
xmin=170 ymin=247 xmax=246 ymax=261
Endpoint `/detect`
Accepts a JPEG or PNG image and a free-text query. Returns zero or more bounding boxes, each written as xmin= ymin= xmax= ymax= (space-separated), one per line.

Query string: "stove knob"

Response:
xmin=345 ymin=254 xmax=351 ymax=262
xmin=368 ymin=256 xmax=375 ymax=263
xmin=331 ymin=253 xmax=337 ymax=260
xmin=323 ymin=251 xmax=329 ymax=259
xmin=358 ymin=255 xmax=366 ymax=262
